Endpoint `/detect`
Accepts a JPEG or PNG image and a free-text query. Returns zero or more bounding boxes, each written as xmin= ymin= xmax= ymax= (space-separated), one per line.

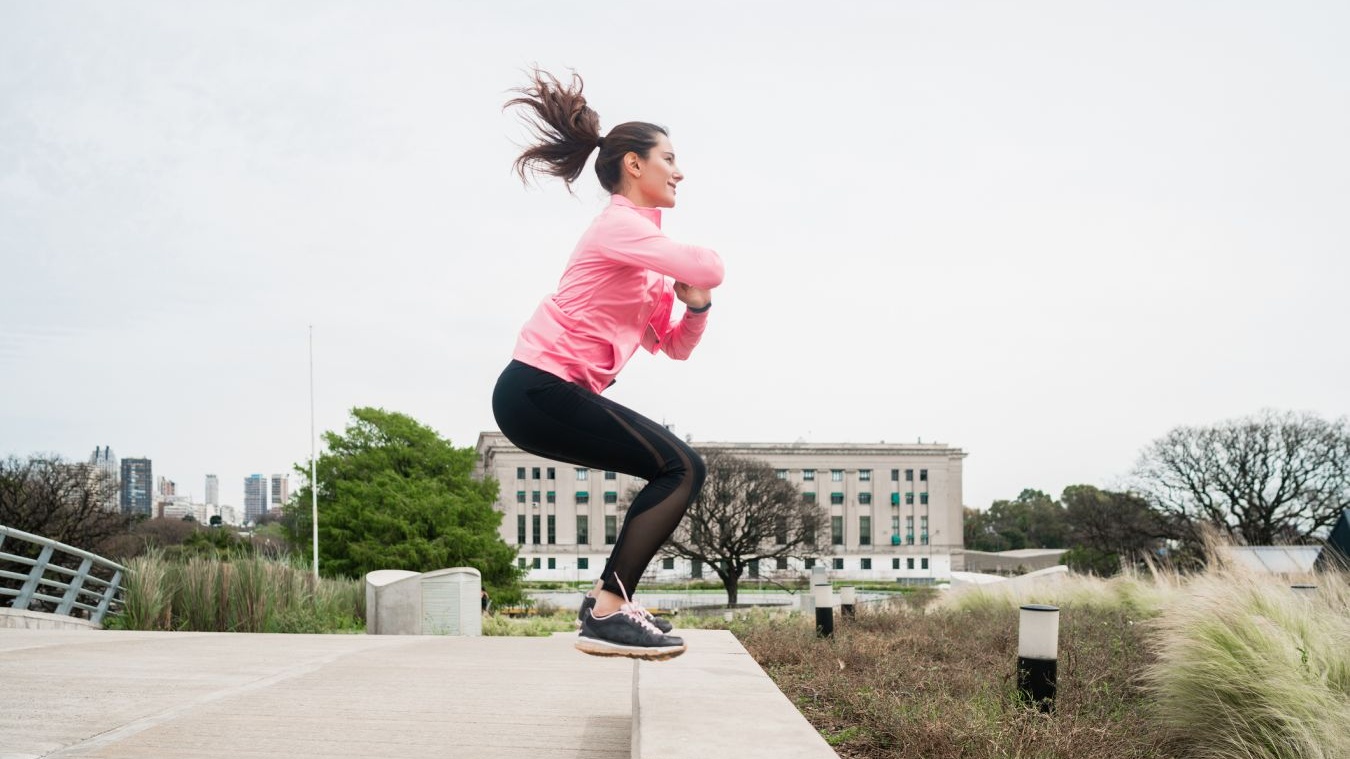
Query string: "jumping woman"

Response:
xmin=493 ymin=69 xmax=724 ymax=661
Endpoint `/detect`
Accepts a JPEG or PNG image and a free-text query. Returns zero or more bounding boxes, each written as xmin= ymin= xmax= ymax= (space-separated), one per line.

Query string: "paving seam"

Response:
xmin=42 ymin=636 xmax=424 ymax=758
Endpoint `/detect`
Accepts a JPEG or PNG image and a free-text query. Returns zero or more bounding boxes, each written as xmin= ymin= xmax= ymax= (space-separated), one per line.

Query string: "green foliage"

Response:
xmin=964 ymin=488 xmax=1068 ymax=552
xmin=284 ymin=407 xmax=523 ymax=603
xmin=1061 ymin=485 xmax=1165 ymax=576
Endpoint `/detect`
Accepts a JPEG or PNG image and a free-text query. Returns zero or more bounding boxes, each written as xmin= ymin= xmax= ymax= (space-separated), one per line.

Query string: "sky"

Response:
xmin=2 ymin=1 xmax=1347 ymax=512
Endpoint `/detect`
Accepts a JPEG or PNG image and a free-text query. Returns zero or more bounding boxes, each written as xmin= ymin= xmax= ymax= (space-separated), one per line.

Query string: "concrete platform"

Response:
xmin=0 ymin=627 xmax=837 ymax=759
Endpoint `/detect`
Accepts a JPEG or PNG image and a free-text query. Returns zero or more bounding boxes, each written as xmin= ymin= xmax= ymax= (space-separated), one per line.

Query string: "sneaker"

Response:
xmin=576 ymin=580 xmax=686 ymax=661
xmin=578 ymin=593 xmax=673 ymax=634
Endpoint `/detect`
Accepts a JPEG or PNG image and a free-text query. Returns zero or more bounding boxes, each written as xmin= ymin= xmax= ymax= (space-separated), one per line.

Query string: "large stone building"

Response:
xmin=475 ymin=432 xmax=967 ymax=583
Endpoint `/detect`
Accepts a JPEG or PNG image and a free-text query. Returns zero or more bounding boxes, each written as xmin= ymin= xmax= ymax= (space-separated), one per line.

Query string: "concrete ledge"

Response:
xmin=0 ymin=608 xmax=101 ymax=630
xmin=633 ymin=629 xmax=837 ymax=759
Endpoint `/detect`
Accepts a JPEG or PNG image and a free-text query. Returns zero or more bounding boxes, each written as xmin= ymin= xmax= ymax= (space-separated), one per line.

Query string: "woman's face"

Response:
xmin=626 ymin=134 xmax=683 ymax=208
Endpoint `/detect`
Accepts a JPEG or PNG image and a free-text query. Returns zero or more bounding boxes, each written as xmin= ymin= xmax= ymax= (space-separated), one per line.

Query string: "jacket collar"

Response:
xmin=609 ymin=193 xmax=662 ymax=228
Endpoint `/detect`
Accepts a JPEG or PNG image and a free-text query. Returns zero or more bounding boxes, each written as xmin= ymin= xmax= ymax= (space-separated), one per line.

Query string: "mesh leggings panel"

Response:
xmin=492 ymin=361 xmax=707 ymax=597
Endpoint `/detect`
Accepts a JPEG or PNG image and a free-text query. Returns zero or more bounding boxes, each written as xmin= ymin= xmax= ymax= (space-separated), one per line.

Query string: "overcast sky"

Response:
xmin=2 ymin=1 xmax=1347 ymax=512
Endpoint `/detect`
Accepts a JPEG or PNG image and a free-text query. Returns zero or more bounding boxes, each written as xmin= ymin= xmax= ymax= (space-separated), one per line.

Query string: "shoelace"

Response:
xmin=614 ymin=577 xmax=663 ymax=636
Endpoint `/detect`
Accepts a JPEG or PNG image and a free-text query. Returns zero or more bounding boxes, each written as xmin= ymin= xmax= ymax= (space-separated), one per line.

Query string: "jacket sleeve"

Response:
xmin=641 ymin=290 xmax=712 ymax=361
xmin=596 ymin=212 xmax=724 ymax=289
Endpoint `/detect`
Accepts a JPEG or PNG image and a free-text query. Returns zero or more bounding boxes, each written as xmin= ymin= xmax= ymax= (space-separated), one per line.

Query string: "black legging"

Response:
xmin=492 ymin=360 xmax=706 ymax=599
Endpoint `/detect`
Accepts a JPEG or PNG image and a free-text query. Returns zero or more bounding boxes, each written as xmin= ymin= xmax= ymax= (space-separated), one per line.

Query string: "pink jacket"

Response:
xmin=512 ymin=194 xmax=725 ymax=393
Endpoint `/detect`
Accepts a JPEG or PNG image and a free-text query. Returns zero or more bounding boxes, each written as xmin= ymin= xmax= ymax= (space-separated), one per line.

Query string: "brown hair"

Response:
xmin=505 ymin=68 xmax=667 ymax=194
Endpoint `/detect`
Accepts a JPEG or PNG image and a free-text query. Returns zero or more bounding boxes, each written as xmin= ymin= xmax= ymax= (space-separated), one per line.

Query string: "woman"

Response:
xmin=493 ymin=69 xmax=724 ymax=661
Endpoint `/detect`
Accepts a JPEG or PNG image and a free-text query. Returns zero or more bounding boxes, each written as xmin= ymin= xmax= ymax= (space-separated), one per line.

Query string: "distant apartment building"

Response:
xmin=119 ymin=458 xmax=153 ymax=516
xmin=158 ymin=477 xmax=176 ymax=497
xmin=88 ymin=445 xmax=119 ymax=510
xmin=205 ymin=475 xmax=219 ymax=507
xmin=243 ymin=474 xmax=268 ymax=523
xmin=475 ymin=432 xmax=967 ymax=584
xmin=270 ymin=474 xmax=290 ymax=511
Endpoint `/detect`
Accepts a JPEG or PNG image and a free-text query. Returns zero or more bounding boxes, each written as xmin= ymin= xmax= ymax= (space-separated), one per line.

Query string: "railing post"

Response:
xmin=57 ymin=557 xmax=94 ymax=615
xmin=93 ymin=569 xmax=123 ymax=625
xmin=13 ymin=544 xmax=54 ymax=610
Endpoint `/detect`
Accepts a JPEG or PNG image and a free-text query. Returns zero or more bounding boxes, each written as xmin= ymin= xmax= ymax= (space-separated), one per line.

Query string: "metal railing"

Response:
xmin=0 ymin=525 xmax=125 ymax=625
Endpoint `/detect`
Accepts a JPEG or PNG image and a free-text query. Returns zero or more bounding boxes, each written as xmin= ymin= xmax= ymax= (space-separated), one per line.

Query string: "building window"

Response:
xmin=906 ymin=515 xmax=914 ymax=544
xmin=749 ymin=560 xmax=760 ymax=579
xmin=861 ymin=558 xmax=872 ymax=570
xmin=890 ymin=492 xmax=900 ymax=505
xmin=859 ymin=469 xmax=871 ymax=481
xmin=691 ymin=559 xmax=703 ymax=578
xmin=576 ymin=491 xmax=589 ymax=504
xmin=532 ymin=515 xmax=541 ymax=545
xmin=775 ymin=517 xmax=787 ymax=545
xmin=892 ymin=558 xmax=900 ymax=570
xmin=805 ymin=558 xmax=815 ymax=569
xmin=578 ymin=558 xmax=589 ymax=570
xmin=920 ymin=469 xmax=928 ymax=482
xmin=547 ymin=557 xmax=556 ymax=569
xmin=905 ymin=469 xmax=913 ymax=482
xmin=859 ymin=516 xmax=871 ymax=546
xmin=604 ymin=491 xmax=618 ymax=504
xmin=576 ymin=515 xmax=589 ymax=545
xmin=920 ymin=515 xmax=929 ymax=545
xmin=907 ymin=558 xmax=915 ymax=570
xmin=532 ymin=467 xmax=541 ymax=480
xmin=832 ymin=557 xmax=844 ymax=570
xmin=905 ymin=492 xmax=914 ymax=505
xmin=576 ymin=468 xmax=588 ymax=480
xmin=532 ymin=490 xmax=541 ymax=503
xmin=517 ymin=514 xmax=526 ymax=544
xmin=605 ymin=515 xmax=617 ymax=544
xmin=777 ymin=557 xmax=788 ymax=570
xmin=547 ymin=515 xmax=556 ymax=544
xmin=662 ymin=557 xmax=675 ymax=570
xmin=831 ymin=469 xmax=843 ymax=482
xmin=830 ymin=492 xmax=844 ymax=505
xmin=546 ymin=467 xmax=555 ymax=480
xmin=920 ymin=492 xmax=929 ymax=505
xmin=604 ymin=471 xmax=617 ymax=480
xmin=518 ymin=557 xmax=527 ymax=568
xmin=921 ymin=558 xmax=929 ymax=570
xmin=858 ymin=492 xmax=872 ymax=505
xmin=775 ymin=469 xmax=787 ymax=479
xmin=532 ymin=557 xmax=541 ymax=569
xmin=890 ymin=469 xmax=899 ymax=481
xmin=546 ymin=491 xmax=556 ymax=504
xmin=802 ymin=492 xmax=816 ymax=503
xmin=516 ymin=491 xmax=526 ymax=504
xmin=516 ymin=467 xmax=526 ymax=479
xmin=802 ymin=470 xmax=815 ymax=481
xmin=831 ymin=516 xmax=844 ymax=546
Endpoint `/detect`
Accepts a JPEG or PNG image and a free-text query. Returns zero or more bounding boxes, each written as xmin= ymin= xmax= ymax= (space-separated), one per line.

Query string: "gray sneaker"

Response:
xmin=578 ymin=594 xmax=674 ymax=634
xmin=576 ymin=603 xmax=686 ymax=661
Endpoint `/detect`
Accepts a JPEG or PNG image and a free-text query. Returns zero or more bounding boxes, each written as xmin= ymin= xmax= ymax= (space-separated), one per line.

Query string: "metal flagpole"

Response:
xmin=310 ymin=324 xmax=319 ymax=581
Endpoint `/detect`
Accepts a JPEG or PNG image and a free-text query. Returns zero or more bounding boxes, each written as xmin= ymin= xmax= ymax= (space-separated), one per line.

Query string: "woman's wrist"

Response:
xmin=687 ymin=301 xmax=712 ymax=314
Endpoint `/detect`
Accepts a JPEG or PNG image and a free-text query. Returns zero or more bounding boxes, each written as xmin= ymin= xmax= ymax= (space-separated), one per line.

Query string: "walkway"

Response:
xmin=0 ymin=628 xmax=837 ymax=759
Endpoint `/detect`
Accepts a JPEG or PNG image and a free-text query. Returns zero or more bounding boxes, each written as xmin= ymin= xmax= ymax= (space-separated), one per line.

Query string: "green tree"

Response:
xmin=964 ymin=489 xmax=1068 ymax=552
xmin=284 ymin=407 xmax=523 ymax=602
xmin=1060 ymin=485 xmax=1165 ymax=575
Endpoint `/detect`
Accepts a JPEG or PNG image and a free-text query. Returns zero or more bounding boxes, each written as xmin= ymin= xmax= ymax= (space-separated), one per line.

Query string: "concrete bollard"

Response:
xmin=840 ymin=586 xmax=856 ymax=618
xmin=1017 ymin=604 xmax=1059 ymax=713
xmin=812 ymin=567 xmax=833 ymax=638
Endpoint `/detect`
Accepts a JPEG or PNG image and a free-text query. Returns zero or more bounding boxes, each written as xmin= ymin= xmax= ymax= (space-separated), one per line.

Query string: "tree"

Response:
xmin=1133 ymin=410 xmax=1350 ymax=548
xmin=662 ymin=450 xmax=826 ymax=606
xmin=1060 ymin=485 xmax=1166 ymax=575
xmin=0 ymin=454 xmax=128 ymax=552
xmin=963 ymin=489 xmax=1068 ymax=552
xmin=283 ymin=407 xmax=523 ymax=602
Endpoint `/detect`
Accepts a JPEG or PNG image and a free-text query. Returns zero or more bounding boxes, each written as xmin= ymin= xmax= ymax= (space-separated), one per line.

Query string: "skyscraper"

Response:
xmin=120 ymin=458 xmax=152 ymax=516
xmin=89 ymin=446 xmax=119 ymax=510
xmin=270 ymin=474 xmax=290 ymax=510
xmin=205 ymin=475 xmax=219 ymax=507
xmin=243 ymin=474 xmax=268 ymax=524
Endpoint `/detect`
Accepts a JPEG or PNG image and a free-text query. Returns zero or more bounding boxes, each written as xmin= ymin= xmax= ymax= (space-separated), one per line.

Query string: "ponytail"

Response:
xmin=506 ymin=67 xmax=667 ymax=194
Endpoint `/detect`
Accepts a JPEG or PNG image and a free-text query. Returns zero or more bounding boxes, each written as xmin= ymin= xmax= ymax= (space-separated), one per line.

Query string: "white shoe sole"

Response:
xmin=575 ymin=636 xmax=687 ymax=661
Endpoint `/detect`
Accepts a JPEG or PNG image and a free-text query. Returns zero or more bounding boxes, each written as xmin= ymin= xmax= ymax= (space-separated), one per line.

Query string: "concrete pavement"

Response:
xmin=0 ymin=627 xmax=837 ymax=759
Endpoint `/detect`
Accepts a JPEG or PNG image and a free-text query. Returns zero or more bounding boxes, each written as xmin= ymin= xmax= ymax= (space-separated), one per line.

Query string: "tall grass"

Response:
xmin=109 ymin=551 xmax=364 ymax=633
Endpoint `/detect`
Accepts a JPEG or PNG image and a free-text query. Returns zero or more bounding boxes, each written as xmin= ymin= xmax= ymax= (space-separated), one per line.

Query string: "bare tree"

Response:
xmin=662 ymin=450 xmax=825 ymax=605
xmin=1133 ymin=410 xmax=1350 ymax=548
xmin=0 ymin=454 xmax=129 ymax=551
